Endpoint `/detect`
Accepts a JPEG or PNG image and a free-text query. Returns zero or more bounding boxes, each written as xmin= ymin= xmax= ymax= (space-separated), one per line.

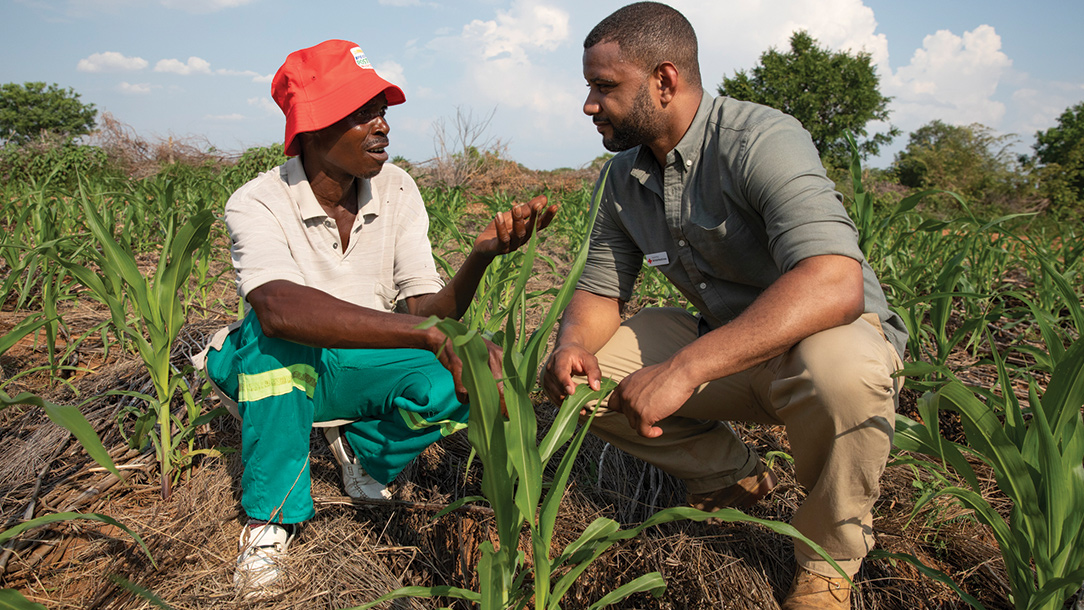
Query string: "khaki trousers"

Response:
xmin=584 ymin=308 xmax=902 ymax=578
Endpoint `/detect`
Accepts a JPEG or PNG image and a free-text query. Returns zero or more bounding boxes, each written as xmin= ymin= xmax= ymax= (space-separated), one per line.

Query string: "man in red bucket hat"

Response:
xmin=194 ymin=39 xmax=557 ymax=595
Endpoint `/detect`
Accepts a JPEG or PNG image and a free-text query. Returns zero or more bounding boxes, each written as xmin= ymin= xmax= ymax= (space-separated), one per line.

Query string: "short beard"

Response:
xmin=602 ymin=82 xmax=663 ymax=152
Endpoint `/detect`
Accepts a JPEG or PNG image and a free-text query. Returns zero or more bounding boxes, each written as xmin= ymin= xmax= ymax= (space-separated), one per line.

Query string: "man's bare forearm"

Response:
xmin=247 ymin=280 xmax=443 ymax=352
xmin=406 ymin=249 xmax=495 ymax=320
xmin=541 ymin=289 xmax=625 ymax=401
xmin=669 ymin=254 xmax=865 ymax=388
xmin=554 ymin=290 xmax=624 ymax=353
xmin=409 ymin=195 xmax=559 ymax=320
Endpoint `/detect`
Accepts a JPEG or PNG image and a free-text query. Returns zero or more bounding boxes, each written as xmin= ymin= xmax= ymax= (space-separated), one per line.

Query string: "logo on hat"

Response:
xmin=350 ymin=47 xmax=373 ymax=69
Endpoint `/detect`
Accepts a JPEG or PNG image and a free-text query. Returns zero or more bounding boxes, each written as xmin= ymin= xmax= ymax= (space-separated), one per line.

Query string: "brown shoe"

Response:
xmin=686 ymin=459 xmax=777 ymax=511
xmin=781 ymin=567 xmax=852 ymax=610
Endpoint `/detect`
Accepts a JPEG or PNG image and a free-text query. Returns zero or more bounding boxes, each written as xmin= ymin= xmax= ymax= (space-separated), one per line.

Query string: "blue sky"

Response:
xmin=3 ymin=0 xmax=1082 ymax=171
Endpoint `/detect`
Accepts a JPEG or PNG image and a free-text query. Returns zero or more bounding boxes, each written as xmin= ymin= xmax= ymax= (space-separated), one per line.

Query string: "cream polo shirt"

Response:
xmin=224 ymin=157 xmax=444 ymax=312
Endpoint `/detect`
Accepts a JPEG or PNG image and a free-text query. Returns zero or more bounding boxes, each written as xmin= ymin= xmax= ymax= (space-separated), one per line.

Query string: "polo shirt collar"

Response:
xmin=628 ymin=88 xmax=713 ymax=186
xmin=283 ymin=157 xmax=383 ymax=221
xmin=668 ymin=89 xmax=712 ymax=171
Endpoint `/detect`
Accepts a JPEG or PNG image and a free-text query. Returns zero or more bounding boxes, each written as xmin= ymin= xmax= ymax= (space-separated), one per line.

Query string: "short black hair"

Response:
xmin=584 ymin=2 xmax=701 ymax=88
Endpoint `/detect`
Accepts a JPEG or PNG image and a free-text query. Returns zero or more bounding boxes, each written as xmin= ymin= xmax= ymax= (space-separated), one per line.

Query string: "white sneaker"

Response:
xmin=234 ymin=522 xmax=296 ymax=596
xmin=323 ymin=426 xmax=392 ymax=500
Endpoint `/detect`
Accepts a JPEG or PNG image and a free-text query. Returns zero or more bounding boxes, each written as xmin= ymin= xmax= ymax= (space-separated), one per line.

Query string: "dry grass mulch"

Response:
xmin=0 ymin=328 xmax=1018 ymax=609
xmin=0 ymin=253 xmax=1034 ymax=610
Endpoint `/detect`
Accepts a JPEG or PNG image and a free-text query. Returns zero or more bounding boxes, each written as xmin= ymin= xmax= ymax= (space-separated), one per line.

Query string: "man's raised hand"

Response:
xmin=473 ymin=194 xmax=559 ymax=258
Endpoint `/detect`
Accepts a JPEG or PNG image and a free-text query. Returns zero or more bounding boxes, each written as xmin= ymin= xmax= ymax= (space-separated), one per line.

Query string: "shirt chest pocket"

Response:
xmin=374 ymin=282 xmax=398 ymax=312
xmin=683 ymin=215 xmax=780 ymax=288
xmin=332 ymin=281 xmax=398 ymax=312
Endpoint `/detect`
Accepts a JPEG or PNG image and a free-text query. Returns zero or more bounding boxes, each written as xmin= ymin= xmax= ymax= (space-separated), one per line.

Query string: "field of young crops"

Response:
xmin=0 ymin=148 xmax=1081 ymax=610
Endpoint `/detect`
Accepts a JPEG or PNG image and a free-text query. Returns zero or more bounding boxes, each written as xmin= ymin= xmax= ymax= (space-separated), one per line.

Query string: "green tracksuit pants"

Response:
xmin=205 ymin=311 xmax=468 ymax=523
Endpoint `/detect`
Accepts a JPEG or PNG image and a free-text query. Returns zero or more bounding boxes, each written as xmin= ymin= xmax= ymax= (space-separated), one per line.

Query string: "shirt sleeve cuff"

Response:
xmin=397 ymin=277 xmax=445 ymax=300
xmin=773 ymin=220 xmax=865 ymax=272
xmin=237 ymin=270 xmax=306 ymax=300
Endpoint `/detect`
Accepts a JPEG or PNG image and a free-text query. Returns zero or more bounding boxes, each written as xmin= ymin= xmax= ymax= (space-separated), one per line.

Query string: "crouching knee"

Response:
xmin=775 ymin=318 xmax=900 ymax=423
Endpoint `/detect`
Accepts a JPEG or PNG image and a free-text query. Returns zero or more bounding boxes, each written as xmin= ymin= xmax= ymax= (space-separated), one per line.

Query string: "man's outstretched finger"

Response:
xmin=537 ymin=204 xmax=559 ymax=231
xmin=494 ymin=211 xmax=511 ymax=248
xmin=512 ymin=205 xmax=529 ymax=241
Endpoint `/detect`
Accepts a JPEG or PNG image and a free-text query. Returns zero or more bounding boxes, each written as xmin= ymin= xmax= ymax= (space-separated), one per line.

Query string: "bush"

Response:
xmin=718 ymin=31 xmax=898 ymax=168
xmin=1032 ymin=101 xmax=1084 ymax=206
xmin=220 ymin=144 xmax=287 ymax=189
xmin=891 ymin=121 xmax=1036 ymax=218
xmin=0 ymin=135 xmax=117 ymax=187
xmin=0 ymin=82 xmax=97 ymax=145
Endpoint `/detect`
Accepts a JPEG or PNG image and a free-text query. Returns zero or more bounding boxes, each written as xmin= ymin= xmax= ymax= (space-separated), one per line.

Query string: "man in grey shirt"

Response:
xmin=542 ymin=4 xmax=905 ymax=608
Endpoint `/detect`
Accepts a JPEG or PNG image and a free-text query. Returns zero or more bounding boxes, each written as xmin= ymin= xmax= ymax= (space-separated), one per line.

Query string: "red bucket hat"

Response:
xmin=272 ymin=39 xmax=406 ymax=156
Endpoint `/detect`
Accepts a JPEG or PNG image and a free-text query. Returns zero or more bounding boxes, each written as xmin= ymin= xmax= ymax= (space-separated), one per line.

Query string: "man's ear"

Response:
xmin=655 ymin=61 xmax=680 ymax=105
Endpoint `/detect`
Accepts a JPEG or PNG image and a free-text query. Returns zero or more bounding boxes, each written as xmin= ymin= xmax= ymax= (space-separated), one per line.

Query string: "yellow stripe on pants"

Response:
xmin=238 ymin=364 xmax=318 ymax=402
xmin=398 ymin=408 xmax=469 ymax=437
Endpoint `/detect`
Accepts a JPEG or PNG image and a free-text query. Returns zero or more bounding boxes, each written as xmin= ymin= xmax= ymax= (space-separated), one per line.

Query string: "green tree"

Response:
xmin=718 ymin=30 xmax=898 ymax=167
xmin=892 ymin=120 xmax=1027 ymax=210
xmin=1034 ymin=102 xmax=1084 ymax=167
xmin=1030 ymin=101 xmax=1084 ymax=211
xmin=0 ymin=82 xmax=97 ymax=145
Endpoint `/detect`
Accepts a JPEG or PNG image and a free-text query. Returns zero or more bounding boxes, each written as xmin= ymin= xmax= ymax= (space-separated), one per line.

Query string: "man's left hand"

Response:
xmin=473 ymin=195 xmax=559 ymax=257
xmin=606 ymin=360 xmax=697 ymax=438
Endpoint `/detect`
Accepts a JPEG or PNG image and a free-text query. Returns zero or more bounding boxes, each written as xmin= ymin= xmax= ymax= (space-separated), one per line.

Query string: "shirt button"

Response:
xmin=678 ymin=240 xmax=686 ymax=247
xmin=699 ymin=282 xmax=707 ymax=289
xmin=333 ymin=243 xmax=339 ymax=249
xmin=685 ymin=160 xmax=692 ymax=166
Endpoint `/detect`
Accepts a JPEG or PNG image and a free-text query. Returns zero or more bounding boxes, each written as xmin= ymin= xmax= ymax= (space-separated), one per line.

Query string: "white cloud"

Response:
xmin=664 ymin=2 xmax=1017 ymax=158
xmin=885 ymin=25 xmax=1012 ymax=131
xmin=1011 ymin=89 xmax=1061 ymax=138
xmin=375 ymin=60 xmax=407 ymax=92
xmin=117 ymin=81 xmax=152 ymax=94
xmin=430 ymin=0 xmax=576 ymax=122
xmin=155 ymin=56 xmax=213 ymax=75
xmin=77 ymin=51 xmax=147 ymax=72
xmin=673 ymin=0 xmax=887 ymax=85
xmin=462 ymin=1 xmax=568 ymax=60
xmin=216 ymin=68 xmax=270 ymax=82
xmin=248 ymin=97 xmax=279 ymax=115
xmin=1009 ymin=83 xmax=1084 ymax=138
xmin=159 ymin=0 xmax=254 ymax=12
xmin=378 ymin=0 xmax=421 ymax=5
xmin=153 ymin=57 xmax=269 ymax=81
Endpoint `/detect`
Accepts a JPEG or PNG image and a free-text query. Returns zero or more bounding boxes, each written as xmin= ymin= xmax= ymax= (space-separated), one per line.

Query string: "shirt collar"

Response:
xmin=628 ymin=88 xmax=713 ymax=186
xmin=283 ymin=156 xmax=382 ymax=221
xmin=668 ymin=89 xmax=713 ymax=171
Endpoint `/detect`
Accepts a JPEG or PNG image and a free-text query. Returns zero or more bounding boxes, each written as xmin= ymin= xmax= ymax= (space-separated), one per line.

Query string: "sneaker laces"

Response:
xmin=323 ymin=427 xmax=391 ymax=500
xmin=235 ymin=522 xmax=295 ymax=593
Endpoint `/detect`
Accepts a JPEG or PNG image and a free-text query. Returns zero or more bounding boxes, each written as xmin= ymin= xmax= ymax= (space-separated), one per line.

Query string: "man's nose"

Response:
xmin=583 ymin=91 xmax=600 ymax=116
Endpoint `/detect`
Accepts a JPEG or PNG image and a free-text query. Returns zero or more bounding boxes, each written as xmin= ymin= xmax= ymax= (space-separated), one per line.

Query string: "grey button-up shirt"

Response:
xmin=578 ymin=91 xmax=907 ymax=357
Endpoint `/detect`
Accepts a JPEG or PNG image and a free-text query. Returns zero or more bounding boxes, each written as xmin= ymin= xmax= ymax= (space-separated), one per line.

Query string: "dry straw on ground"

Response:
xmin=0 ymin=296 xmax=1019 ymax=610
xmin=0 ymin=203 xmax=1028 ymax=609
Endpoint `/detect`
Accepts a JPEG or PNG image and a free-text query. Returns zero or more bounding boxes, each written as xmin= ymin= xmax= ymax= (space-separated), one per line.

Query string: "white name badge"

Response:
xmin=645 ymin=251 xmax=669 ymax=267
